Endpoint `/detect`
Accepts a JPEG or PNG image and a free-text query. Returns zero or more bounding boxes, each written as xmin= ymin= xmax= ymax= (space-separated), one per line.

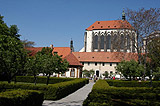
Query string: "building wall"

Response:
xmin=81 ymin=62 xmax=118 ymax=77
xmin=84 ymin=29 xmax=137 ymax=53
xmin=59 ymin=67 xmax=81 ymax=78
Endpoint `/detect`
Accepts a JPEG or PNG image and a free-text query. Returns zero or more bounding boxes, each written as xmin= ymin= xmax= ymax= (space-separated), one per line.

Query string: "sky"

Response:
xmin=0 ymin=0 xmax=159 ymax=51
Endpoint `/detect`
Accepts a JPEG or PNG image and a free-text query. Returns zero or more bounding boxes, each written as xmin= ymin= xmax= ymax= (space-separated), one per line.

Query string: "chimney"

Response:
xmin=50 ymin=44 xmax=53 ymax=49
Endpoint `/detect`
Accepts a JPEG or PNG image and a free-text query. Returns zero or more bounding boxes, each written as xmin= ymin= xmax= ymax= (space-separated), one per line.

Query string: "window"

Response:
xmin=110 ymin=63 xmax=112 ymax=66
xmin=95 ymin=62 xmax=97 ymax=66
xmin=98 ymin=22 xmax=100 ymax=24
xmin=88 ymin=62 xmax=90 ymax=66
xmin=116 ymin=63 xmax=119 ymax=65
xmin=82 ymin=62 xmax=84 ymax=65
xmin=93 ymin=35 xmax=98 ymax=49
xmin=120 ymin=34 xmax=124 ymax=49
xmin=110 ymin=71 xmax=113 ymax=74
xmin=101 ymin=26 xmax=103 ymax=28
xmin=127 ymin=35 xmax=130 ymax=49
xmin=100 ymin=35 xmax=104 ymax=49
xmin=106 ymin=34 xmax=111 ymax=49
xmin=102 ymin=63 xmax=105 ymax=66
xmin=92 ymin=26 xmax=94 ymax=28
xmin=70 ymin=69 xmax=75 ymax=77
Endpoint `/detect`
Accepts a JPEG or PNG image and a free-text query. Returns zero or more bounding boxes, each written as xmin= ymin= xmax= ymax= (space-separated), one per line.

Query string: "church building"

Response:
xmin=80 ymin=11 xmax=137 ymax=53
xmin=77 ymin=11 xmax=138 ymax=78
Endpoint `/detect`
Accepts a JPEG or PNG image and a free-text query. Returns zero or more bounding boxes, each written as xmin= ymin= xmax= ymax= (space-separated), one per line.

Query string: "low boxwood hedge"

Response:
xmin=15 ymin=76 xmax=75 ymax=84
xmin=0 ymin=89 xmax=44 ymax=106
xmin=0 ymin=78 xmax=89 ymax=100
xmin=83 ymin=80 xmax=160 ymax=106
xmin=106 ymin=80 xmax=160 ymax=87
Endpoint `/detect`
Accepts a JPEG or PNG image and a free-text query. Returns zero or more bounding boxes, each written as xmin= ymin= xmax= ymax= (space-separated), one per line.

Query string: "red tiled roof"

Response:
xmin=73 ymin=52 xmax=138 ymax=63
xmin=64 ymin=53 xmax=83 ymax=66
xmin=86 ymin=20 xmax=134 ymax=31
xmin=25 ymin=47 xmax=71 ymax=58
xmin=25 ymin=47 xmax=43 ymax=56
xmin=52 ymin=47 xmax=71 ymax=58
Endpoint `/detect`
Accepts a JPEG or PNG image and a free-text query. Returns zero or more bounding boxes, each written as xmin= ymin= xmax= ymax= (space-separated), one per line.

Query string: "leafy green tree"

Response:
xmin=36 ymin=47 xmax=69 ymax=85
xmin=0 ymin=15 xmax=27 ymax=83
xmin=82 ymin=69 xmax=90 ymax=77
xmin=116 ymin=60 xmax=144 ymax=80
xmin=24 ymin=56 xmax=42 ymax=85
xmin=21 ymin=39 xmax=35 ymax=47
xmin=89 ymin=69 xmax=95 ymax=77
xmin=103 ymin=71 xmax=109 ymax=78
xmin=147 ymin=36 xmax=160 ymax=80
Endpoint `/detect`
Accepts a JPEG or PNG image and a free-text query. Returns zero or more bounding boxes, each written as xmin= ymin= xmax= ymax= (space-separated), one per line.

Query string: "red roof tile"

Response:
xmin=73 ymin=52 xmax=138 ymax=63
xmin=86 ymin=20 xmax=134 ymax=31
xmin=64 ymin=53 xmax=83 ymax=66
xmin=52 ymin=47 xmax=71 ymax=58
xmin=25 ymin=47 xmax=43 ymax=56
xmin=25 ymin=47 xmax=71 ymax=58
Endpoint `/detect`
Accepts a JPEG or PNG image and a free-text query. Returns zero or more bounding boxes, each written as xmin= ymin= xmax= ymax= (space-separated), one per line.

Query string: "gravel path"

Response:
xmin=43 ymin=81 xmax=94 ymax=106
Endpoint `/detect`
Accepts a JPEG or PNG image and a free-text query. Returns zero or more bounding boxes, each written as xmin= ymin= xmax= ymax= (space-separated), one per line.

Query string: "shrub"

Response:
xmin=83 ymin=80 xmax=160 ymax=106
xmin=0 ymin=89 xmax=44 ymax=106
xmin=15 ymin=76 xmax=75 ymax=84
xmin=106 ymin=80 xmax=160 ymax=87
xmin=0 ymin=78 xmax=89 ymax=100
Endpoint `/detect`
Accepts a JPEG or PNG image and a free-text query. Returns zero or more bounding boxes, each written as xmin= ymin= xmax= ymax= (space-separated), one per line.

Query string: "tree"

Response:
xmin=82 ymin=69 xmax=90 ymax=77
xmin=21 ymin=39 xmax=35 ymax=47
xmin=116 ymin=60 xmax=144 ymax=80
xmin=0 ymin=14 xmax=27 ymax=83
xmin=147 ymin=33 xmax=160 ymax=80
xmin=125 ymin=8 xmax=160 ymax=78
xmin=89 ymin=69 xmax=95 ymax=77
xmin=36 ymin=47 xmax=69 ymax=85
xmin=103 ymin=71 xmax=109 ymax=78
xmin=24 ymin=56 xmax=42 ymax=85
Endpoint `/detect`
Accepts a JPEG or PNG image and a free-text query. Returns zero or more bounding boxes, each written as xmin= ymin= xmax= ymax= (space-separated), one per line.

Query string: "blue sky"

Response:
xmin=0 ymin=0 xmax=159 ymax=51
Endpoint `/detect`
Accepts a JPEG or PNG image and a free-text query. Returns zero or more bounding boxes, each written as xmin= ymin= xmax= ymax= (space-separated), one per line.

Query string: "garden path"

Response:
xmin=42 ymin=80 xmax=94 ymax=106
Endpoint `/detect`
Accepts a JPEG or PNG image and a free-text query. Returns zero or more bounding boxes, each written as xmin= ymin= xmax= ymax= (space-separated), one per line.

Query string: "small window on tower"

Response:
xmin=92 ymin=26 xmax=94 ymax=28
xmin=98 ymin=22 xmax=100 ymax=24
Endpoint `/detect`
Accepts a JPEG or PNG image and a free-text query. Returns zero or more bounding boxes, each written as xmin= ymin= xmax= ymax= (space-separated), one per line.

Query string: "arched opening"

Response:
xmin=100 ymin=35 xmax=104 ymax=49
xmin=94 ymin=35 xmax=98 ymax=49
xmin=96 ymin=70 xmax=99 ymax=77
xmin=106 ymin=34 xmax=111 ymax=49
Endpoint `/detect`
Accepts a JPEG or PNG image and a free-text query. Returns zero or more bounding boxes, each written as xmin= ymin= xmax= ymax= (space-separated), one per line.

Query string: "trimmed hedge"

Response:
xmin=0 ymin=78 xmax=89 ymax=100
xmin=0 ymin=89 xmax=44 ymax=106
xmin=15 ymin=76 xmax=75 ymax=84
xmin=83 ymin=80 xmax=160 ymax=106
xmin=106 ymin=80 xmax=160 ymax=87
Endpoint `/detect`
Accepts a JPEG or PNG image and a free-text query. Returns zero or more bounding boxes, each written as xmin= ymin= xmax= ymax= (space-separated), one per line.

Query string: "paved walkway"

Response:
xmin=43 ymin=81 xmax=94 ymax=106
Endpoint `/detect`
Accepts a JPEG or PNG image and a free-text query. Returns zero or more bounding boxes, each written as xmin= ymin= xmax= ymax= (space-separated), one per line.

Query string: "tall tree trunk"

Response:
xmin=8 ymin=73 xmax=11 ymax=83
xmin=46 ymin=74 xmax=50 ymax=85
xmin=34 ymin=75 xmax=37 ymax=85
xmin=14 ymin=75 xmax=16 ymax=84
